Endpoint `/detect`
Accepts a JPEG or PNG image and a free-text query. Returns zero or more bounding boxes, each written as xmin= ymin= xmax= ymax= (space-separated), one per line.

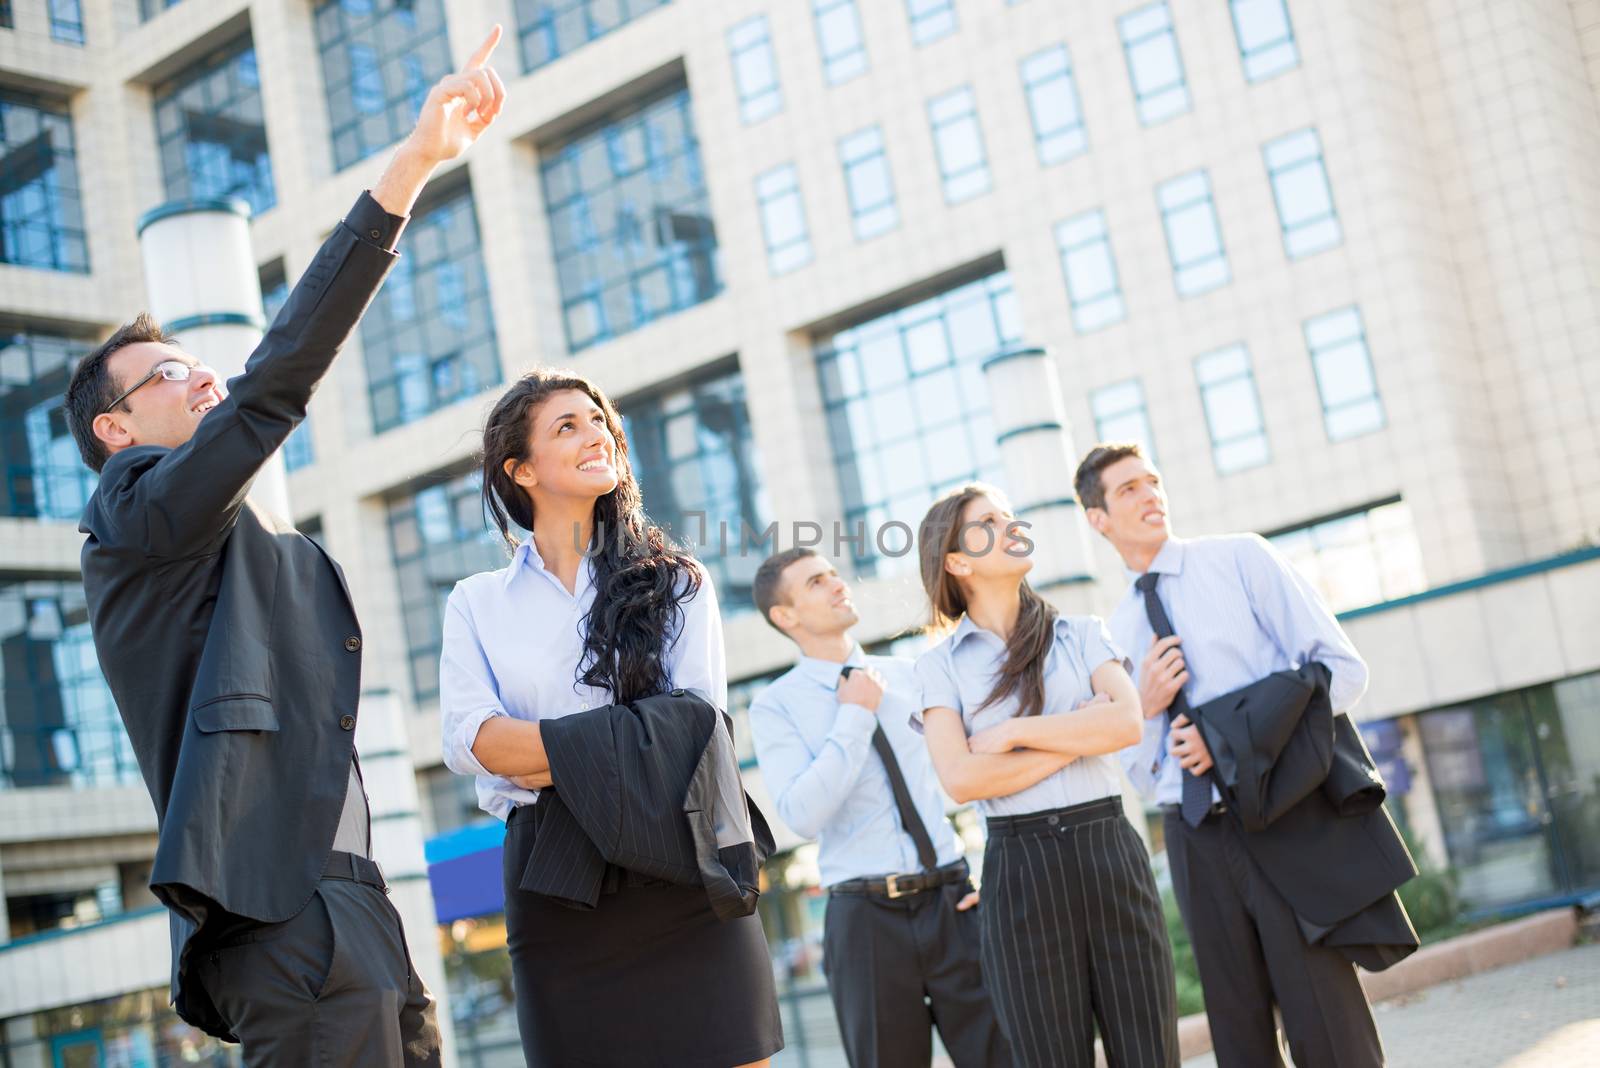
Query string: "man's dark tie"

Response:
xmin=1135 ymin=572 xmax=1212 ymax=828
xmin=844 ymin=668 xmax=939 ymax=871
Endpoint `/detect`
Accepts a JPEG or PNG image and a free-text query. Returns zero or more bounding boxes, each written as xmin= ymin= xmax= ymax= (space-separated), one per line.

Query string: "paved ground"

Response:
xmin=1182 ymin=941 xmax=1600 ymax=1067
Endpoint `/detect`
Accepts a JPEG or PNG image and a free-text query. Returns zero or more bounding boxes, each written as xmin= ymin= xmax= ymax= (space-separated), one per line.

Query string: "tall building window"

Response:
xmin=48 ymin=0 xmax=84 ymax=44
xmin=515 ymin=0 xmax=670 ymax=73
xmin=1055 ymin=208 xmax=1125 ymax=333
xmin=816 ymin=272 xmax=1019 ymax=576
xmin=363 ymin=183 xmax=500 ymax=434
xmin=928 ymin=87 xmax=990 ymax=204
xmin=0 ymin=91 xmax=89 ymax=273
xmin=138 ymin=0 xmax=183 ymax=20
xmin=840 ymin=126 xmax=897 ymax=240
xmin=1230 ymin=0 xmax=1299 ymax=82
xmin=623 ymin=364 xmax=771 ymax=610
xmin=755 ymin=163 xmax=811 ymax=275
xmin=1267 ymin=499 xmax=1426 ymax=612
xmin=814 ymin=0 xmax=868 ymax=85
xmin=1089 ymin=379 xmax=1156 ymax=460
xmin=1304 ymin=305 xmax=1384 ymax=441
xmin=906 ymin=0 xmax=957 ymax=45
xmin=259 ymin=262 xmax=315 ymax=471
xmin=0 ymin=1 xmax=11 ymax=29
xmin=1194 ymin=343 xmax=1268 ymax=473
xmin=1 ymin=329 xmax=96 ymax=520
xmin=1021 ymin=44 xmax=1086 ymax=166
xmin=541 ymin=85 xmax=719 ymax=353
xmin=388 ymin=471 xmax=508 ymax=703
xmin=315 ymin=0 xmax=452 ymax=170
xmin=1 ymin=577 xmax=134 ymax=790
xmin=1119 ymin=1 xmax=1190 ymax=125
xmin=728 ymin=15 xmax=782 ymax=124
xmin=152 ymin=37 xmax=275 ymax=214
xmin=1265 ymin=127 xmax=1340 ymax=259
xmin=1157 ymin=169 xmax=1229 ymax=297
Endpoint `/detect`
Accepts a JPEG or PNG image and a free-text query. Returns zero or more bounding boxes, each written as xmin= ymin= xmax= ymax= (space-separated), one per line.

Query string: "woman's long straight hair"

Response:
xmin=479 ymin=368 xmax=703 ymax=705
xmin=916 ymin=483 xmax=1057 ymax=718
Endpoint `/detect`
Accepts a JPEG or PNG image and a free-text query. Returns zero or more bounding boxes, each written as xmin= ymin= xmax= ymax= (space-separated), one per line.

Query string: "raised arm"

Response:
xmin=749 ymin=687 xmax=879 ymax=839
xmin=103 ymin=27 xmax=509 ymax=558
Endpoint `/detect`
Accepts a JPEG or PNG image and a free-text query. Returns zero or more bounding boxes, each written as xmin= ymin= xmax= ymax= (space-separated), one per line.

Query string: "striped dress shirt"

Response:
xmin=1108 ymin=534 xmax=1369 ymax=806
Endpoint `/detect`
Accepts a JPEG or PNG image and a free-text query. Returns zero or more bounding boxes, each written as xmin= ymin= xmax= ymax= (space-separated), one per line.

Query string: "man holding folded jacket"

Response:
xmin=1076 ymin=442 xmax=1417 ymax=1068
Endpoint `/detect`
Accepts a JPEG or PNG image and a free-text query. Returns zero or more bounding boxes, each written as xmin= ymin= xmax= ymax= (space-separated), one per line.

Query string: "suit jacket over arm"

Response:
xmin=516 ymin=690 xmax=774 ymax=921
xmin=1190 ymin=663 xmax=1419 ymax=969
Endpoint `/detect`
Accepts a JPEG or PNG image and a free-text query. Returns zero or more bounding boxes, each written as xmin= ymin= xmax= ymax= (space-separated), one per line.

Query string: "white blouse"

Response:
xmin=439 ymin=539 xmax=727 ymax=822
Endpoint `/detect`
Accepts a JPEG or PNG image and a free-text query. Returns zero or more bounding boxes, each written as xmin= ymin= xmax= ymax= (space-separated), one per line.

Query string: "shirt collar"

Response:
xmin=949 ymin=611 xmax=1075 ymax=650
xmin=504 ymin=537 xmax=592 ymax=596
xmin=795 ymin=643 xmax=867 ymax=687
xmin=1123 ymin=536 xmax=1186 ymax=585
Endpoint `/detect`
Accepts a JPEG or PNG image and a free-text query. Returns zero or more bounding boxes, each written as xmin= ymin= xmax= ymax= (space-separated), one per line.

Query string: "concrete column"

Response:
xmin=981 ymin=344 xmax=1152 ymax=845
xmin=136 ymin=197 xmax=289 ymax=520
xmin=979 ymin=345 xmax=1098 ymax=601
xmin=355 ymin=690 xmax=457 ymax=1066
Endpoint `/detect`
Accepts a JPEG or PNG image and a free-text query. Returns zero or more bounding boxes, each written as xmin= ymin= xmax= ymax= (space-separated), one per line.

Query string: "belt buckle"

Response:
xmin=884 ymin=873 xmax=912 ymax=899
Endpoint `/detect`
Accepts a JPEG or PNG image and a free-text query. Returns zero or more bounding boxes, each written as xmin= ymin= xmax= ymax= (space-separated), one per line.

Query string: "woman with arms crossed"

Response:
xmin=914 ymin=484 xmax=1178 ymax=1068
xmin=438 ymin=369 xmax=782 ymax=1068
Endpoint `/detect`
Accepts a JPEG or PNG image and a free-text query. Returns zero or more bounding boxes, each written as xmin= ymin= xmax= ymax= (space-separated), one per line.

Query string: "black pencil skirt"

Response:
xmin=503 ymin=803 xmax=784 ymax=1067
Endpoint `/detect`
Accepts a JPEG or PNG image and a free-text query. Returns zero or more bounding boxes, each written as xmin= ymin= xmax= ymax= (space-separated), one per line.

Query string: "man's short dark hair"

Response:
xmin=64 ymin=313 xmax=177 ymax=473
xmin=1073 ymin=442 xmax=1147 ymax=512
xmin=753 ymin=547 xmax=820 ymax=631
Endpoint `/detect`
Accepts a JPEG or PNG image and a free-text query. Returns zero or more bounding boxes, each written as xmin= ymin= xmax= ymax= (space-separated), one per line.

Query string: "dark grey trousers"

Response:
xmin=823 ymin=879 xmax=1010 ymax=1068
xmin=191 ymin=859 xmax=440 ymax=1067
xmin=981 ymin=800 xmax=1178 ymax=1068
xmin=1164 ymin=809 xmax=1384 ymax=1068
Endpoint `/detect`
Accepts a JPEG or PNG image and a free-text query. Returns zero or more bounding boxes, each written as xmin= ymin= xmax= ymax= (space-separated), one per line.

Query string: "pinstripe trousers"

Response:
xmin=980 ymin=798 xmax=1179 ymax=1068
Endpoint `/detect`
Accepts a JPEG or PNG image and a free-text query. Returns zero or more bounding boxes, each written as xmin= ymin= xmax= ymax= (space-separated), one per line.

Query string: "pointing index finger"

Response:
xmin=466 ymin=24 xmax=502 ymax=70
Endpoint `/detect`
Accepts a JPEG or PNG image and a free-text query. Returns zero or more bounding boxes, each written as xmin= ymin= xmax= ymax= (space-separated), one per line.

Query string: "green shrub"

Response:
xmin=1162 ymin=889 xmax=1207 ymax=1017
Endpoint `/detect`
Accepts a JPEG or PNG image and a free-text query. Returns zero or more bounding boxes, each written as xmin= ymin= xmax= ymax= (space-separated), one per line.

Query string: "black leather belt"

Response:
xmin=324 ymin=849 xmax=388 ymax=890
xmin=829 ymin=859 xmax=970 ymax=900
xmin=1161 ymin=801 xmax=1229 ymax=821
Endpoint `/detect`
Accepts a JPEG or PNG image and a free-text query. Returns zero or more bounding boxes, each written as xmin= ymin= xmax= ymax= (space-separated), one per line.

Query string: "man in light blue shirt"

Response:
xmin=1077 ymin=443 xmax=1383 ymax=1068
xmin=749 ymin=548 xmax=1008 ymax=1068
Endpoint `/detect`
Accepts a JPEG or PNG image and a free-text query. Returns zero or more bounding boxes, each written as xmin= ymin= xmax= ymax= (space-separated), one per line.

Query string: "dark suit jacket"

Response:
xmin=1191 ymin=662 xmax=1420 ymax=970
xmin=78 ymin=194 xmax=403 ymax=1033
xmin=517 ymin=689 xmax=774 ymax=920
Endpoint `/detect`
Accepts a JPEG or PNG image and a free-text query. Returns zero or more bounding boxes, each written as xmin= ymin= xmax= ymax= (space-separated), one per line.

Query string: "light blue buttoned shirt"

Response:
xmin=439 ymin=539 xmax=728 ymax=822
xmin=914 ymin=614 xmax=1131 ymax=818
xmin=1108 ymin=534 xmax=1369 ymax=806
xmin=748 ymin=646 xmax=965 ymax=888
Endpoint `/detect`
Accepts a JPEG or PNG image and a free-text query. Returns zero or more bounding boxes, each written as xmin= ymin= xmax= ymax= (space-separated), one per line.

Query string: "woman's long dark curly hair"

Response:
xmin=480 ymin=368 xmax=703 ymax=705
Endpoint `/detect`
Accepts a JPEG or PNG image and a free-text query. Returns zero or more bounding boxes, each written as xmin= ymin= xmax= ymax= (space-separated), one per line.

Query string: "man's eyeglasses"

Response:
xmin=101 ymin=359 xmax=210 ymax=414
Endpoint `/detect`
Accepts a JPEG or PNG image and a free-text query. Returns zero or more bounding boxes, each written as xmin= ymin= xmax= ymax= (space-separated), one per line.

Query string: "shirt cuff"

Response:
xmin=450 ymin=707 xmax=503 ymax=779
xmin=832 ymin=709 xmax=883 ymax=741
xmin=346 ymin=191 xmax=408 ymax=252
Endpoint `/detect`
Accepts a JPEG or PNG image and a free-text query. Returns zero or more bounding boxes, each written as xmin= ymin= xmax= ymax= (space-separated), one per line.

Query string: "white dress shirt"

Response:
xmin=439 ymin=539 xmax=728 ymax=822
xmin=1108 ymin=534 xmax=1369 ymax=806
xmin=749 ymin=646 xmax=964 ymax=887
xmin=914 ymin=614 xmax=1131 ymax=818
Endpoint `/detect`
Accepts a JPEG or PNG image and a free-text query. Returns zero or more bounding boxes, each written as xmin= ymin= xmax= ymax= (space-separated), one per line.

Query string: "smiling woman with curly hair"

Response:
xmin=437 ymin=368 xmax=782 ymax=1068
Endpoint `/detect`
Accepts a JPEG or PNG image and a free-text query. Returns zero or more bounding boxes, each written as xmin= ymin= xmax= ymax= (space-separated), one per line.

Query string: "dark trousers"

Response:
xmin=1164 ymin=809 xmax=1384 ymax=1068
xmin=981 ymin=799 xmax=1178 ymax=1068
xmin=822 ymin=879 xmax=1010 ymax=1068
xmin=191 ymin=854 xmax=440 ymax=1067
